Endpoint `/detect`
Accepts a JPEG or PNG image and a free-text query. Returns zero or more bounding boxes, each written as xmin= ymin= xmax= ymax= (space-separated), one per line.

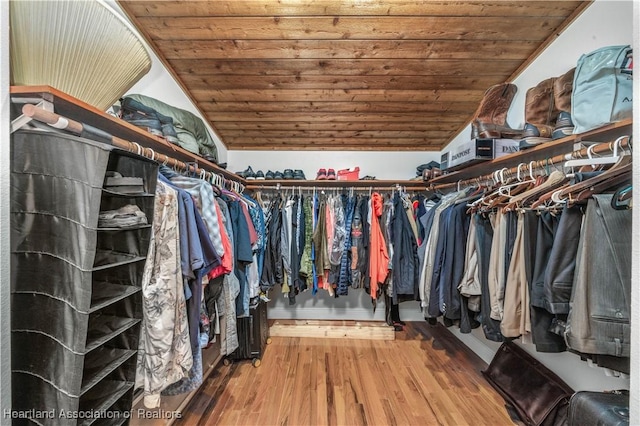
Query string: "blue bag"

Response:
xmin=572 ymin=45 xmax=632 ymax=134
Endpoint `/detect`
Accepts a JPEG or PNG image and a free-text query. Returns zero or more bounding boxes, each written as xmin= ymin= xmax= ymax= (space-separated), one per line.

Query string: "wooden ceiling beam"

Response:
xmin=181 ymin=75 xmax=505 ymax=90
xmin=199 ymin=101 xmax=478 ymax=113
xmin=205 ymin=112 xmax=470 ymax=122
xmin=191 ymin=89 xmax=484 ymax=103
xmin=217 ymin=129 xmax=455 ymax=138
xmin=123 ymin=1 xmax=583 ymax=18
xmin=138 ymin=16 xmax=567 ymax=41
xmin=155 ymin=39 xmax=538 ymax=60
xmin=169 ymin=58 xmax=520 ymax=76
xmin=214 ymin=121 xmax=461 ymax=131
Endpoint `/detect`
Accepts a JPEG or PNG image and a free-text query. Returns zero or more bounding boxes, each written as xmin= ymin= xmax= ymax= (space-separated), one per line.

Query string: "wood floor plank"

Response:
xmin=176 ymin=322 xmax=514 ymax=426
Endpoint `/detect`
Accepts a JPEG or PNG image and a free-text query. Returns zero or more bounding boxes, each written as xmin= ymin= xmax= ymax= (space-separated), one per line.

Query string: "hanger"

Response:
xmin=564 ymin=161 xmax=632 ymax=205
xmin=563 ymin=137 xmax=623 ymax=172
xmin=502 ymin=170 xmax=567 ymax=212
xmin=611 ymin=184 xmax=632 ymax=210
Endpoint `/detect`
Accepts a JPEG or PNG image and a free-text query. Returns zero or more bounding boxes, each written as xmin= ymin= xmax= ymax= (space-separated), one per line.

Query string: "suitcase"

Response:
xmin=568 ymin=391 xmax=629 ymax=426
xmin=226 ymin=301 xmax=270 ymax=367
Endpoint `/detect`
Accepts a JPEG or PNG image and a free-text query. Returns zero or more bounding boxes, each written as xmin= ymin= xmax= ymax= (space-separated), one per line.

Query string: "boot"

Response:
xmin=519 ymin=77 xmax=557 ymax=149
xmin=470 ymin=83 xmax=523 ymax=139
xmin=552 ymin=68 xmax=575 ymax=139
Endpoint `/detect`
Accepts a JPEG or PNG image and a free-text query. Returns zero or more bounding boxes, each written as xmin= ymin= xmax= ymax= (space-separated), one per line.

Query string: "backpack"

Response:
xmin=571 ymin=45 xmax=633 ymax=134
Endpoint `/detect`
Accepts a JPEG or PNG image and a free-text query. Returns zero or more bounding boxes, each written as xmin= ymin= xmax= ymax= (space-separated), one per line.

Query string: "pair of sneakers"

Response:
xmin=316 ymin=168 xmax=336 ymax=180
xmin=236 ymin=166 xmax=263 ymax=180
xmin=237 ymin=167 xmax=306 ymax=180
xmin=265 ymin=169 xmax=306 ymax=180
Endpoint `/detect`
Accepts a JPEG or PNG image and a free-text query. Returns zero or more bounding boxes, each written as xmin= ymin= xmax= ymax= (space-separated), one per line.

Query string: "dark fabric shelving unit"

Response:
xmin=10 ymin=129 xmax=158 ymax=425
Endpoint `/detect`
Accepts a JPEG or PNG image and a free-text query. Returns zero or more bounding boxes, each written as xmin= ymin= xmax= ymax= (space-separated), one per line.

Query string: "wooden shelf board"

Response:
xmin=270 ymin=320 xmax=395 ymax=341
xmin=428 ymin=118 xmax=633 ymax=184
xmin=10 ymin=85 xmax=244 ymax=183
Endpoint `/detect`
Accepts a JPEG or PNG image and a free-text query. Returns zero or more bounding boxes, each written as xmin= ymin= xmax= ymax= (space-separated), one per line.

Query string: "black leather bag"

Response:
xmin=483 ymin=341 xmax=574 ymax=426
xmin=568 ymin=391 xmax=629 ymax=426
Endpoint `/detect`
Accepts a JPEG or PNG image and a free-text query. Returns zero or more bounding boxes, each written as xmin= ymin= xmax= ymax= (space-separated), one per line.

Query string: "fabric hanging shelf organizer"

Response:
xmin=11 ymin=129 xmax=158 ymax=425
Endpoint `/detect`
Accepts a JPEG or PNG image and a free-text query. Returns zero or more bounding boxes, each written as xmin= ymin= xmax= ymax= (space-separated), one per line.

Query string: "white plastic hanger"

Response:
xmin=563 ymin=137 xmax=622 ymax=170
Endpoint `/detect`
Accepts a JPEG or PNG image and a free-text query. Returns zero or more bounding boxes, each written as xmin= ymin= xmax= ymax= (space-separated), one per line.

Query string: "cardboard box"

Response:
xmin=444 ymin=138 xmax=519 ymax=170
xmin=440 ymin=151 xmax=450 ymax=171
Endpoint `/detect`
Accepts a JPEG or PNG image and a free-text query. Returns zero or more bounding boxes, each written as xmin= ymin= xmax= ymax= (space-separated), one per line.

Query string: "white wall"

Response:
xmin=1 ymin=0 xmax=11 ymax=415
xmin=227 ymin=150 xmax=440 ymax=181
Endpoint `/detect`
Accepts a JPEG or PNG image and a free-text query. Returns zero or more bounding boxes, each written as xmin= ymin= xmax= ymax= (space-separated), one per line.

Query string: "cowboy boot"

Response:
xmin=519 ymin=77 xmax=557 ymax=149
xmin=470 ymin=83 xmax=523 ymax=139
xmin=552 ymin=67 xmax=576 ymax=139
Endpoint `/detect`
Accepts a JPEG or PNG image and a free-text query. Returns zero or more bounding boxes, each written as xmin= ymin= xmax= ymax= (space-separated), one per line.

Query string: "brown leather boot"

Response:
xmin=552 ymin=67 xmax=576 ymax=139
xmin=519 ymin=77 xmax=557 ymax=148
xmin=470 ymin=83 xmax=523 ymax=139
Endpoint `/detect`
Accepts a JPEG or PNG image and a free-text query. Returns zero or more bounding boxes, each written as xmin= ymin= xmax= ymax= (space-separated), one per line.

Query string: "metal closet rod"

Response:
xmin=430 ymin=136 xmax=632 ymax=192
xmin=20 ymin=104 xmax=245 ymax=193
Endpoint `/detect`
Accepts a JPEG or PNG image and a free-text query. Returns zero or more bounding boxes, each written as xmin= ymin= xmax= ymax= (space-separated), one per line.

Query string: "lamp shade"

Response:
xmin=10 ymin=0 xmax=151 ymax=111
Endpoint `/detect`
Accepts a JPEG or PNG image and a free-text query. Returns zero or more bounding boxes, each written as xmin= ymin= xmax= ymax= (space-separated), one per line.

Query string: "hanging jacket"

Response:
xmin=350 ymin=196 xmax=366 ymax=289
xmin=312 ymin=195 xmax=330 ymax=287
xmin=260 ymin=196 xmax=282 ymax=290
xmin=337 ymin=194 xmax=356 ymax=296
xmin=391 ymin=194 xmax=419 ymax=303
xmin=368 ymin=193 xmax=389 ymax=300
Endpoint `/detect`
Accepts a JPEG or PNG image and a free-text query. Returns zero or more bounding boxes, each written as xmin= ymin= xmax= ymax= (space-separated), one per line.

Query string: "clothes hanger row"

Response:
xmin=454 ymin=135 xmax=633 ymax=213
xmin=432 ymin=135 xmax=632 ymax=194
xmin=247 ymin=184 xmax=424 ymax=195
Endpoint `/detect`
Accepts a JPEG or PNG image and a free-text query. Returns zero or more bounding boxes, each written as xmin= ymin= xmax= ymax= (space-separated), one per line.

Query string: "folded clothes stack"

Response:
xmin=98 ymin=204 xmax=148 ymax=228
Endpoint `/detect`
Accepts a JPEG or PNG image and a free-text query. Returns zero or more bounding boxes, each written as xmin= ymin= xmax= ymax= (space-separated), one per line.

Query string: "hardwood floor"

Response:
xmin=177 ymin=322 xmax=514 ymax=426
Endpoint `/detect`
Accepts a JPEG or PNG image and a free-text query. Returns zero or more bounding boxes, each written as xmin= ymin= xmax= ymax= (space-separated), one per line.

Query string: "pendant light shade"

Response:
xmin=10 ymin=0 xmax=152 ymax=111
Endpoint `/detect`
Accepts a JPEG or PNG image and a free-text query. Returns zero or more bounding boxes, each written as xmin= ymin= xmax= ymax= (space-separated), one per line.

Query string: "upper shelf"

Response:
xmin=428 ymin=118 xmax=633 ymax=184
xmin=10 ymin=85 xmax=243 ymax=183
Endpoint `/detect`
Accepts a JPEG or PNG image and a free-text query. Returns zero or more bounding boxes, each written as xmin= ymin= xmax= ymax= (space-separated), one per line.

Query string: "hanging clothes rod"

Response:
xmin=246 ymin=182 xmax=428 ymax=192
xmin=19 ymin=104 xmax=245 ymax=193
xmin=430 ymin=136 xmax=632 ymax=192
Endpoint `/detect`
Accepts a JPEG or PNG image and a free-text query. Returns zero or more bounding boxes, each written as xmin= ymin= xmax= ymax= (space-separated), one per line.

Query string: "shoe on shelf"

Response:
xmin=293 ymin=169 xmax=306 ymax=180
xmin=274 ymin=170 xmax=284 ymax=180
xmin=236 ymin=166 xmax=256 ymax=179
xmin=359 ymin=175 xmax=376 ymax=180
xmin=265 ymin=170 xmax=275 ymax=180
xmin=326 ymin=168 xmax=336 ymax=180
xmin=255 ymin=170 xmax=265 ymax=180
xmin=283 ymin=169 xmax=294 ymax=180
xmin=316 ymin=168 xmax=327 ymax=180
xmin=519 ymin=123 xmax=551 ymax=150
xmin=552 ymin=111 xmax=575 ymax=140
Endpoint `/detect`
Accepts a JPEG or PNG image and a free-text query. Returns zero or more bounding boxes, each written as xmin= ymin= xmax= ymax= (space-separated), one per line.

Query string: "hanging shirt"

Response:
xmin=167 ymin=175 xmax=225 ymax=259
xmin=368 ymin=192 xmax=389 ymax=300
xmin=136 ymin=180 xmax=192 ymax=409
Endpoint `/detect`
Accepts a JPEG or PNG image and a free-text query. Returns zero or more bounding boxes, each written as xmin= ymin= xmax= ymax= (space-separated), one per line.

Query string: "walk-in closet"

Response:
xmin=1 ymin=1 xmax=638 ymax=425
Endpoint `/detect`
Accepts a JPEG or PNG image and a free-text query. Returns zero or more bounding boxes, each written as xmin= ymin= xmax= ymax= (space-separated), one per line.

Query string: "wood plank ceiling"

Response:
xmin=118 ymin=1 xmax=590 ymax=151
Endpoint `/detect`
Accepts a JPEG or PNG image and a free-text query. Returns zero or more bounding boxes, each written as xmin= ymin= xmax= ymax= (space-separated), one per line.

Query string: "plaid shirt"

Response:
xmin=169 ymin=176 xmax=225 ymax=258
